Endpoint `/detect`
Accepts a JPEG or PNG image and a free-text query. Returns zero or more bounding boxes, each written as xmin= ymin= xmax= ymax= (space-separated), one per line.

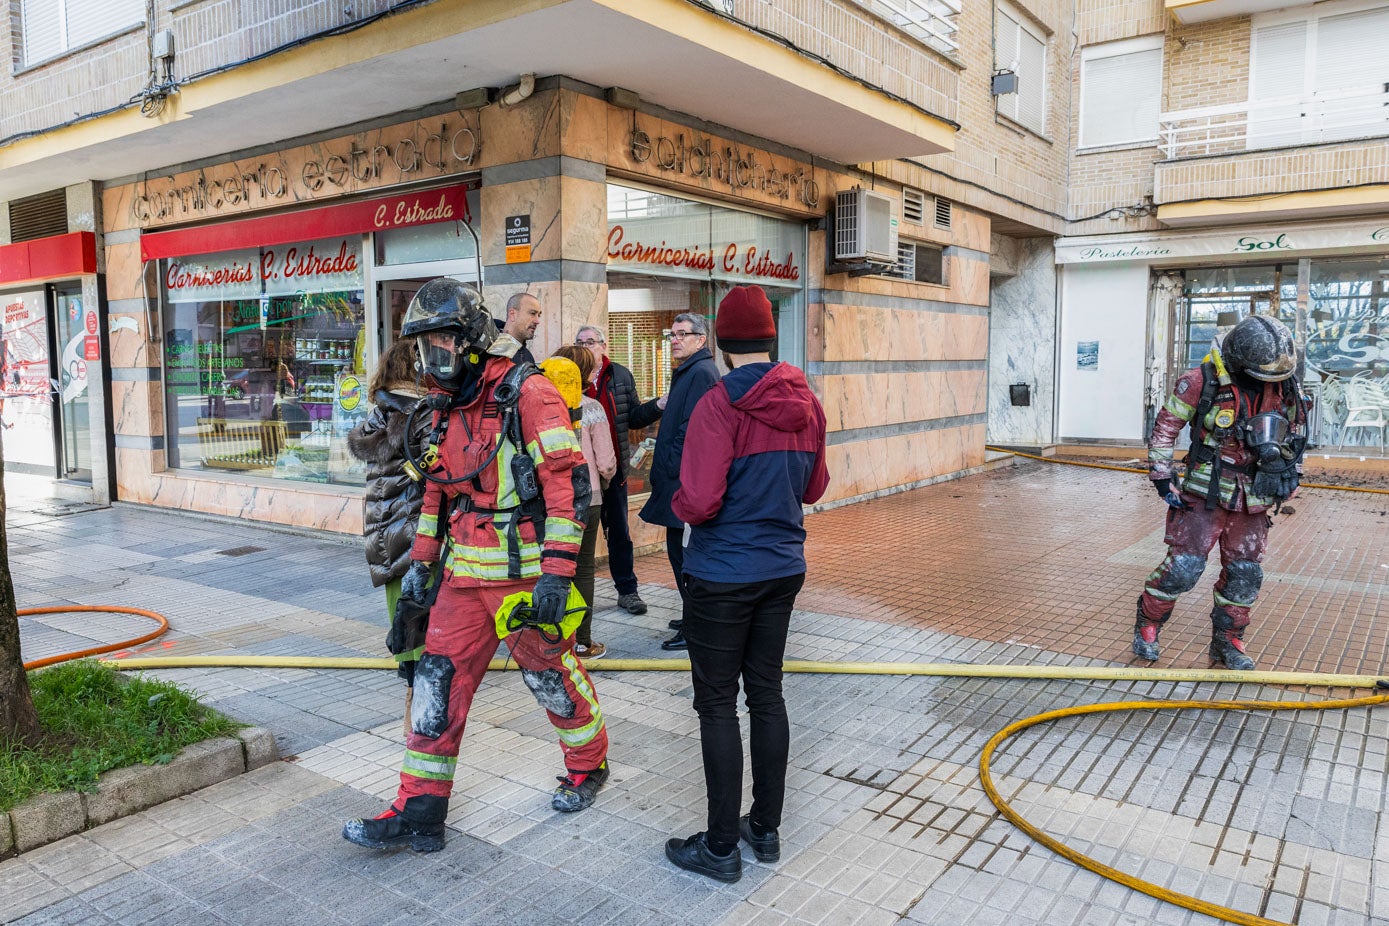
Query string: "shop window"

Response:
xmin=21 ymin=0 xmax=144 ymax=66
xmin=605 ymin=183 xmax=807 ymax=396
xmin=994 ymin=1 xmax=1048 ymax=135
xmin=161 ymin=236 xmax=368 ymax=486
xmin=1079 ymin=36 xmax=1162 ymax=149
xmin=1302 ymin=258 xmax=1389 ymax=452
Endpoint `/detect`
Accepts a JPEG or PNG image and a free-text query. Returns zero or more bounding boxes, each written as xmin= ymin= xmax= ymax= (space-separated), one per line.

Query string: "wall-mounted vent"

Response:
xmin=888 ymin=241 xmax=916 ymax=280
xmin=902 ymin=187 xmax=925 ymax=224
xmin=885 ymin=241 xmax=947 ymax=286
xmin=8 ymin=189 xmax=68 ymax=242
xmin=834 ymin=188 xmax=898 ymax=264
xmin=934 ymin=196 xmax=953 ymax=230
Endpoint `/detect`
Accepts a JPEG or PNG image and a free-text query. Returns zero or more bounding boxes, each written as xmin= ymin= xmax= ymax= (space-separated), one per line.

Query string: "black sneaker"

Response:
xmin=552 ymin=761 xmax=610 ymax=812
xmin=342 ymin=796 xmax=447 ymax=852
xmin=739 ymin=815 xmax=780 ymax=863
xmin=665 ymin=832 xmax=742 ymax=882
xmin=617 ymin=593 xmax=648 ymax=615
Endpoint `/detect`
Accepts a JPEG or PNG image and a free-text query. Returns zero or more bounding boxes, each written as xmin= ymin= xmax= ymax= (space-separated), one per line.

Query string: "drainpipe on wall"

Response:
xmin=497 ymin=74 xmax=536 ymax=109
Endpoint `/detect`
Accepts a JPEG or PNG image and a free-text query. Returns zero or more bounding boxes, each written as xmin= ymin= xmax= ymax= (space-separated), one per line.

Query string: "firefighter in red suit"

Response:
xmin=344 ymin=279 xmax=608 ymax=853
xmin=1135 ymin=314 xmax=1307 ymax=671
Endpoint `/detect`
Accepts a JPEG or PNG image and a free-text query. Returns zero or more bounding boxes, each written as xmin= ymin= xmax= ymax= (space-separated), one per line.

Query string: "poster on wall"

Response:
xmin=1077 ymin=341 xmax=1100 ymax=371
xmin=327 ymin=371 xmax=368 ymax=482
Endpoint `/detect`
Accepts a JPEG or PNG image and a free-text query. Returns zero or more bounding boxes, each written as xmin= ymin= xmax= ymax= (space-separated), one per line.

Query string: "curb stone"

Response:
xmin=2 ymin=726 xmax=278 ymax=858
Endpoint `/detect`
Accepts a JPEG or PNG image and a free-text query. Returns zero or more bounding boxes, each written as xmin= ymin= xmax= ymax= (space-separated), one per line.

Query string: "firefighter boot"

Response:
xmin=342 ymin=795 xmax=448 ymax=852
xmin=1209 ymin=610 xmax=1255 ymax=671
xmin=1132 ymin=598 xmax=1162 ymax=662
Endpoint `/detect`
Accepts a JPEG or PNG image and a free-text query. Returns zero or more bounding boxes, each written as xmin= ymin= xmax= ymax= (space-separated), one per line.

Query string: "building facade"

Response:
xmin=1055 ymin=0 xmax=1389 ymax=451
xmin=6 ymin=0 xmax=1381 ymax=535
xmin=1 ymin=0 xmax=993 ymax=538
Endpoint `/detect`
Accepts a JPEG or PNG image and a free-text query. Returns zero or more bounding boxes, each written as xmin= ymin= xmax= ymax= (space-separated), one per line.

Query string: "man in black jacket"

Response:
xmin=631 ymin=313 xmax=719 ymax=651
xmin=577 ymin=324 xmax=649 ymax=618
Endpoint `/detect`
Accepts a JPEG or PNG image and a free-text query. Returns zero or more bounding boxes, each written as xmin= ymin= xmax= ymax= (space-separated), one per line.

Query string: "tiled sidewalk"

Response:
xmin=4 ymin=460 xmax=1389 ymax=925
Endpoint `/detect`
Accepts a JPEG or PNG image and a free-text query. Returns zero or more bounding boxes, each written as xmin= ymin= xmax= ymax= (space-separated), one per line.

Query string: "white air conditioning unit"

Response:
xmin=834 ymin=188 xmax=898 ymax=264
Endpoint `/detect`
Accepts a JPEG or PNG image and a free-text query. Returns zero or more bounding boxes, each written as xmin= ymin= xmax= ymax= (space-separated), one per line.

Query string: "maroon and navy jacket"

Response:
xmin=672 ymin=362 xmax=829 ymax=583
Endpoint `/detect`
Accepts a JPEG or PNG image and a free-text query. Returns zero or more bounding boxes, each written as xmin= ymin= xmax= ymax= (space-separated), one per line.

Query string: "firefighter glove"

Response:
xmin=1153 ymin=478 xmax=1189 ymax=511
xmin=532 ymin=573 xmax=572 ymax=628
xmin=401 ymin=561 xmax=435 ymax=601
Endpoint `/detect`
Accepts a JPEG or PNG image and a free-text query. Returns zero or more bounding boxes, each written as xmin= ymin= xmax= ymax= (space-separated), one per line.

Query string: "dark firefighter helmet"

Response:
xmin=400 ymin=278 xmax=495 ymax=387
xmin=1221 ymin=315 xmax=1296 ymax=382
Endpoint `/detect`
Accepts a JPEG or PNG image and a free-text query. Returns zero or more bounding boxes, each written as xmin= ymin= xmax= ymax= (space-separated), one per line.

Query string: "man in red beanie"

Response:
xmin=662 ymin=284 xmax=829 ymax=883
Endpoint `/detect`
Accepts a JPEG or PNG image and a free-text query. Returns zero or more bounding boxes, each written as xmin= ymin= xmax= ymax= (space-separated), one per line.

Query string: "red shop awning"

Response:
xmin=139 ymin=183 xmax=474 ymax=262
xmin=0 ymin=232 xmax=98 ymax=286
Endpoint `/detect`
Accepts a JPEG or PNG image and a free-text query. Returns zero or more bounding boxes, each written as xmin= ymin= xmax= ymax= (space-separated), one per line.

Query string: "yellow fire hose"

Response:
xmin=21 ymin=594 xmax=1387 ymax=926
xmin=986 ymin=445 xmax=1389 ymax=495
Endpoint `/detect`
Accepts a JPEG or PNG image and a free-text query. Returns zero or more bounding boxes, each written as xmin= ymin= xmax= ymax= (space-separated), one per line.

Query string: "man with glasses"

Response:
xmin=633 ymin=313 xmax=719 ymax=651
xmin=575 ymin=324 xmax=650 ymax=618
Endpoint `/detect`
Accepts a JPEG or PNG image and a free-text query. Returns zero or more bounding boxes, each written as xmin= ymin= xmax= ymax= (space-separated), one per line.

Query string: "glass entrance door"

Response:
xmin=53 ymin=285 xmax=93 ymax=482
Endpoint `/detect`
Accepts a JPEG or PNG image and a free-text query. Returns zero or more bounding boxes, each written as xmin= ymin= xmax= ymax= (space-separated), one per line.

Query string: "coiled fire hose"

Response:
xmin=21 ymin=606 xmax=1389 ymax=926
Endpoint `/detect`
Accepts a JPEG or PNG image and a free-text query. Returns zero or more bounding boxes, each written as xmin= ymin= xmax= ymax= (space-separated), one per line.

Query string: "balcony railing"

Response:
xmin=850 ymin=0 xmax=960 ymax=55
xmin=1158 ymin=84 xmax=1389 ymax=159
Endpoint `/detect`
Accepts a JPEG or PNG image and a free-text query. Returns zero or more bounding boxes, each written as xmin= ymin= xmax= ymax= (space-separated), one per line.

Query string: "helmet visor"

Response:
xmin=417 ymin=331 xmax=467 ymax=382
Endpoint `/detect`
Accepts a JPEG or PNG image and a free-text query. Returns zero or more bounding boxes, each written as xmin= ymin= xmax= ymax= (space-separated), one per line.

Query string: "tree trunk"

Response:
xmin=0 ymin=461 xmax=42 ymax=746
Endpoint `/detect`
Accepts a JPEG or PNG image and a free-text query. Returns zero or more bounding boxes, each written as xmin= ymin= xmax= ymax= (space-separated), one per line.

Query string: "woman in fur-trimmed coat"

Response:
xmin=348 ymin=339 xmax=430 ymax=623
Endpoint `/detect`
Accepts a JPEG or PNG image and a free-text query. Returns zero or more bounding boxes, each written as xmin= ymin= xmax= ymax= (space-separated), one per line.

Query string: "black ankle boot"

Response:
xmin=343 ymin=795 xmax=448 ymax=852
xmin=1132 ymin=597 xmax=1163 ymax=661
xmin=665 ymin=832 xmax=742 ymax=882
xmin=1210 ymin=632 xmax=1255 ymax=670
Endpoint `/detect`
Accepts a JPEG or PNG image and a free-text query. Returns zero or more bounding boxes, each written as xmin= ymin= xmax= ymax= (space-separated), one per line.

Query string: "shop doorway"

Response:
xmin=53 ymin=285 xmax=93 ymax=482
xmin=0 ymin=284 xmax=93 ymax=481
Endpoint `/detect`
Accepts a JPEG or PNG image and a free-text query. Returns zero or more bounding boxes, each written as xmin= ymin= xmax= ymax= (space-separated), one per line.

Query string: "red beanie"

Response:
xmin=716 ymin=285 xmax=776 ymax=353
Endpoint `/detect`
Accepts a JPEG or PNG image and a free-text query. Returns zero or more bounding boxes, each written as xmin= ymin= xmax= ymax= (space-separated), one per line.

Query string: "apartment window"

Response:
xmin=887 ymin=241 xmax=947 ymax=286
xmin=21 ymin=0 xmax=144 ymax=66
xmin=994 ymin=2 xmax=1047 ymax=134
xmin=1079 ymin=36 xmax=1163 ymax=148
xmin=1250 ymin=1 xmax=1389 ymax=147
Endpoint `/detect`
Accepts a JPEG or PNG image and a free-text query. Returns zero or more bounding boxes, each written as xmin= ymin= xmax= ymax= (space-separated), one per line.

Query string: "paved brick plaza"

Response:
xmin=5 ymin=459 xmax=1389 ymax=925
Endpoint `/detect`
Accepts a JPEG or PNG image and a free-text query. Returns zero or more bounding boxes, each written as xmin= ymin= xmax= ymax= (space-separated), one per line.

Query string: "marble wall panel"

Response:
xmin=560 ymin=90 xmax=609 ymax=164
xmin=110 ymin=380 xmax=164 ymax=438
xmin=806 ymin=302 xmax=826 ymax=367
xmin=560 ymin=281 xmax=607 ymax=351
xmin=952 ymin=254 xmax=990 ymax=307
xmin=822 ymin=423 xmax=985 ymax=502
xmin=103 ymin=240 xmax=144 ymax=302
xmin=480 ymin=89 xmax=562 ymax=166
xmin=482 ymin=177 xmax=561 ymax=265
xmin=822 ymin=305 xmax=987 ymax=363
xmin=108 ymin=316 xmax=154 ymax=368
xmin=117 ymin=453 xmax=363 ymax=533
xmin=819 ymin=371 xmax=986 ymax=433
xmin=987 ymin=237 xmax=1058 ymax=446
xmin=561 ymin=176 xmax=609 ymax=264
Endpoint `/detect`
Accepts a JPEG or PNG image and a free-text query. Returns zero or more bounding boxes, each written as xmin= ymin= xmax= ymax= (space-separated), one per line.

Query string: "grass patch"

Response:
xmin=0 ymin=659 xmax=244 ymax=812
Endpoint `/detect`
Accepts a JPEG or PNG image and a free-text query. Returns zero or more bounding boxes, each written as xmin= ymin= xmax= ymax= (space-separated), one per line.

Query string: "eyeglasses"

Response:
xmin=574 ymin=338 xmax=601 ymax=347
xmin=666 ymin=331 xmax=702 ymax=342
